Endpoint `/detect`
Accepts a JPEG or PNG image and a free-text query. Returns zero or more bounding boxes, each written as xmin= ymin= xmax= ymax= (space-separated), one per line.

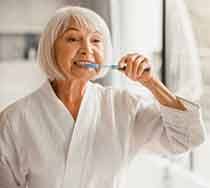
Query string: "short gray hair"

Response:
xmin=37 ymin=6 xmax=113 ymax=81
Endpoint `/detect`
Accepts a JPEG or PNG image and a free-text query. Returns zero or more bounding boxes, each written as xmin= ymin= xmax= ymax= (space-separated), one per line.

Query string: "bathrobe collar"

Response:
xmin=38 ymin=80 xmax=99 ymax=188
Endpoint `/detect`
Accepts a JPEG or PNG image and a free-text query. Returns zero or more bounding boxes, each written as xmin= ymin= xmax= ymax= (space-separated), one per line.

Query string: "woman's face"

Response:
xmin=54 ymin=17 xmax=105 ymax=81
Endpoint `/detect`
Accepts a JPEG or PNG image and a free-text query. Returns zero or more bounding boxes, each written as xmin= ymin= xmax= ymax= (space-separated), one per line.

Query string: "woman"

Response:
xmin=0 ymin=6 xmax=206 ymax=188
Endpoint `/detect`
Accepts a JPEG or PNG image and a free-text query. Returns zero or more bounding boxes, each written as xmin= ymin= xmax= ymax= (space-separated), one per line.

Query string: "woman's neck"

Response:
xmin=51 ymin=79 xmax=88 ymax=120
xmin=52 ymin=79 xmax=87 ymax=101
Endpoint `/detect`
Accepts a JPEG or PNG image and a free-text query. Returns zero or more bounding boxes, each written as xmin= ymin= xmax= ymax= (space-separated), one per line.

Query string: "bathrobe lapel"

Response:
xmin=62 ymin=81 xmax=99 ymax=188
xmin=41 ymin=81 xmax=75 ymax=143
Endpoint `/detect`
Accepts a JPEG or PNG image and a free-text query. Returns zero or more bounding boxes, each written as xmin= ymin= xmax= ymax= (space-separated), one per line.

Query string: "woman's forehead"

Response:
xmin=65 ymin=15 xmax=100 ymax=34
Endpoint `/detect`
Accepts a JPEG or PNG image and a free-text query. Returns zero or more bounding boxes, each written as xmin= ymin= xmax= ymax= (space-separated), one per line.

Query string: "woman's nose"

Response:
xmin=78 ymin=48 xmax=93 ymax=59
xmin=79 ymin=40 xmax=93 ymax=55
xmin=80 ymin=49 xmax=88 ymax=56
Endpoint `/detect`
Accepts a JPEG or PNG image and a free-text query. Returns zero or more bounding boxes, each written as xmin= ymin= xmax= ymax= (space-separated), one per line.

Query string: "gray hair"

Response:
xmin=37 ymin=6 xmax=113 ymax=81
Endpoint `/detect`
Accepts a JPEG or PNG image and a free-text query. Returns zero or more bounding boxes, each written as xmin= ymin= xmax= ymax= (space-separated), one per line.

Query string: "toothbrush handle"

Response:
xmin=118 ymin=66 xmax=126 ymax=71
xmin=117 ymin=65 xmax=150 ymax=72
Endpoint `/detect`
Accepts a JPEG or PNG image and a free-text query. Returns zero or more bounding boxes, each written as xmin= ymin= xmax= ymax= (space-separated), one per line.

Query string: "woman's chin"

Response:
xmin=68 ymin=67 xmax=97 ymax=81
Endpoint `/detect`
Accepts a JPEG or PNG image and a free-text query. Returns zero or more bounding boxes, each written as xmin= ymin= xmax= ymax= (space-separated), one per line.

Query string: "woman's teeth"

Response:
xmin=75 ymin=61 xmax=94 ymax=66
xmin=77 ymin=61 xmax=87 ymax=65
xmin=74 ymin=61 xmax=98 ymax=70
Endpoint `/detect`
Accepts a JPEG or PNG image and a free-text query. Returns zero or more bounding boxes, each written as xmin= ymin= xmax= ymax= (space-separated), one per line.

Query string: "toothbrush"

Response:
xmin=81 ymin=63 xmax=125 ymax=70
xmin=81 ymin=63 xmax=150 ymax=71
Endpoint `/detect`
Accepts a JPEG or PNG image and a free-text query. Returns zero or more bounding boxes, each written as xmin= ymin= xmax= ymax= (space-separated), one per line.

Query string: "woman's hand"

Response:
xmin=118 ymin=53 xmax=154 ymax=85
xmin=118 ymin=53 xmax=187 ymax=110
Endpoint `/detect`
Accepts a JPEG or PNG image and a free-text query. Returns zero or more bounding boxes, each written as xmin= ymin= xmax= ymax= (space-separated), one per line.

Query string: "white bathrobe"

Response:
xmin=0 ymin=80 xmax=206 ymax=188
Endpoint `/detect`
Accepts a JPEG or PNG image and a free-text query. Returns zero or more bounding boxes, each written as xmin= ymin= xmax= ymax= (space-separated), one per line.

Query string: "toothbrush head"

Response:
xmin=80 ymin=63 xmax=100 ymax=69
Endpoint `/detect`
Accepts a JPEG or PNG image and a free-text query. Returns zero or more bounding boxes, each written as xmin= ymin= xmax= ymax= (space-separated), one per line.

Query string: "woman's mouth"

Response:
xmin=73 ymin=60 xmax=96 ymax=69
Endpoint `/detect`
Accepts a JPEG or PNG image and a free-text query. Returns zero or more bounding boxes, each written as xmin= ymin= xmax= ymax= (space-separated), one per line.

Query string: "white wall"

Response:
xmin=0 ymin=0 xmax=66 ymax=33
xmin=0 ymin=62 xmax=46 ymax=111
xmin=120 ymin=0 xmax=162 ymax=54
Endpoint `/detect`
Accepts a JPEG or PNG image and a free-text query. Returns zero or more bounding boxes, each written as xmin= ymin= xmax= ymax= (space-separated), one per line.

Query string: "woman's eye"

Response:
xmin=66 ymin=37 xmax=79 ymax=42
xmin=92 ymin=39 xmax=101 ymax=43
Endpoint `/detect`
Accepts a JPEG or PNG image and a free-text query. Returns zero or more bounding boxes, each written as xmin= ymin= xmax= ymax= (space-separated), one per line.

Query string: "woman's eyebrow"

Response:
xmin=65 ymin=27 xmax=81 ymax=32
xmin=92 ymin=31 xmax=103 ymax=36
xmin=64 ymin=27 xmax=102 ymax=36
xmin=95 ymin=31 xmax=102 ymax=34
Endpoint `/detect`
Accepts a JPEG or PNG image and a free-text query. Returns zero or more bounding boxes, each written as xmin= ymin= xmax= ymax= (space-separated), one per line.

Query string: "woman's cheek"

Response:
xmin=65 ymin=52 xmax=75 ymax=68
xmin=94 ymin=50 xmax=104 ymax=64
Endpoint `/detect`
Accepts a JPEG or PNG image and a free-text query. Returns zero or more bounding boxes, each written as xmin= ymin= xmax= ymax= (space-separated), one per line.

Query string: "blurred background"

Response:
xmin=0 ymin=0 xmax=210 ymax=187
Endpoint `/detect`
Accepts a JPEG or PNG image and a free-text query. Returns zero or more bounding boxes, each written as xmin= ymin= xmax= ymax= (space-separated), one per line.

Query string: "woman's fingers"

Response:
xmin=133 ymin=56 xmax=145 ymax=77
xmin=119 ymin=53 xmax=140 ymax=75
xmin=118 ymin=56 xmax=127 ymax=70
xmin=125 ymin=55 xmax=147 ymax=80
xmin=118 ymin=53 xmax=152 ymax=82
xmin=125 ymin=56 xmax=134 ymax=77
xmin=136 ymin=59 xmax=149 ymax=78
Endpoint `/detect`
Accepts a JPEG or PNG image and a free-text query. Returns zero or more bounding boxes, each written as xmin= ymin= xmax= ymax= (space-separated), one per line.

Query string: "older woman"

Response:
xmin=0 ymin=6 xmax=206 ymax=188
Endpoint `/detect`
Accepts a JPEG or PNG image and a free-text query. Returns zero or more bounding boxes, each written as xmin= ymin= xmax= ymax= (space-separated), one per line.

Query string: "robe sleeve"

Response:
xmin=128 ymin=88 xmax=207 ymax=157
xmin=0 ymin=111 xmax=28 ymax=188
